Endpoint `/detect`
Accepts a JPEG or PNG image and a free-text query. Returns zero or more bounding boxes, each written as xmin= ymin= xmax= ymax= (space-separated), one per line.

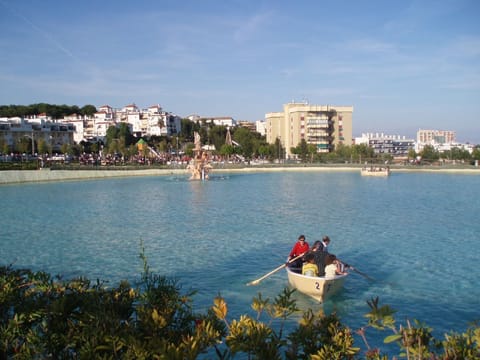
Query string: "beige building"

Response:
xmin=265 ymin=102 xmax=353 ymax=157
xmin=416 ymin=129 xmax=457 ymax=153
xmin=416 ymin=129 xmax=456 ymax=144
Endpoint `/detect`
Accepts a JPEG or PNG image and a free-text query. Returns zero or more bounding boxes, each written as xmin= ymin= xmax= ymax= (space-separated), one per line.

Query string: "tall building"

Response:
xmin=265 ymin=102 xmax=353 ymax=157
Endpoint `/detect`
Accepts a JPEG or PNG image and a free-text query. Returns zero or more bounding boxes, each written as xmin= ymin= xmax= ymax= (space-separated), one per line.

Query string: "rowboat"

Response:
xmin=286 ymin=267 xmax=348 ymax=302
xmin=361 ymin=166 xmax=390 ymax=176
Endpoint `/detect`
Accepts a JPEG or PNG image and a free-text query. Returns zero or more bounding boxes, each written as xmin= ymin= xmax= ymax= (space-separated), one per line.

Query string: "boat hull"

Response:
xmin=286 ymin=267 xmax=347 ymax=302
xmin=361 ymin=167 xmax=390 ymax=176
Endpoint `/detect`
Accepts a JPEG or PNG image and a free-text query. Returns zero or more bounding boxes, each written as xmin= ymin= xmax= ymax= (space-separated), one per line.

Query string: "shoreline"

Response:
xmin=1 ymin=166 xmax=479 ymax=185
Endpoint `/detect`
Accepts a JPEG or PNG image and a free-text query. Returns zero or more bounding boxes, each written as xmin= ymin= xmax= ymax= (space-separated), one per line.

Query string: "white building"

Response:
xmin=196 ymin=116 xmax=236 ymax=127
xmin=355 ymin=133 xmax=414 ymax=157
xmin=255 ymin=120 xmax=266 ymax=136
xmin=87 ymin=103 xmax=182 ymax=140
xmin=0 ymin=116 xmax=75 ymax=154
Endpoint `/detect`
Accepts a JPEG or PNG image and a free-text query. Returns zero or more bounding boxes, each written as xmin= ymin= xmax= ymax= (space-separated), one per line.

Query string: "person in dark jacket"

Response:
xmin=311 ymin=239 xmax=329 ymax=276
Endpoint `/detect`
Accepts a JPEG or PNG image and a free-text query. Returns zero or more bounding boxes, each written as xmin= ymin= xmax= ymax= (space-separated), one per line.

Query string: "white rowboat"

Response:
xmin=286 ymin=267 xmax=348 ymax=302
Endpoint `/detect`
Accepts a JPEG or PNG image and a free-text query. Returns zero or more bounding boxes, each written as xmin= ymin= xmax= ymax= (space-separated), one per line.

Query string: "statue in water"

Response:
xmin=187 ymin=131 xmax=212 ymax=180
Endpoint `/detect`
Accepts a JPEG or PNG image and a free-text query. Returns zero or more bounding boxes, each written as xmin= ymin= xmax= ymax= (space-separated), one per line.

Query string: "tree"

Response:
xmin=291 ymin=139 xmax=309 ymax=162
xmin=61 ymin=143 xmax=71 ymax=155
xmin=219 ymin=144 xmax=235 ymax=159
xmin=420 ymin=145 xmax=439 ymax=163
xmin=233 ymin=127 xmax=254 ymax=159
xmin=157 ymin=139 xmax=169 ymax=153
xmin=209 ymin=125 xmax=228 ymax=153
xmin=352 ymin=144 xmax=375 ymax=163
xmin=37 ymin=138 xmax=49 ymax=156
xmin=0 ymin=137 xmax=9 ymax=154
xmin=445 ymin=147 xmax=471 ymax=161
xmin=0 ymin=103 xmax=98 ymax=118
xmin=70 ymin=143 xmax=82 ymax=157
xmin=335 ymin=143 xmax=351 ymax=162
xmin=179 ymin=118 xmax=198 ymax=141
xmin=408 ymin=148 xmax=417 ymax=161
xmin=472 ymin=146 xmax=480 ymax=162
xmin=307 ymin=144 xmax=317 ymax=163
xmin=105 ymin=123 xmax=135 ymax=154
xmin=80 ymin=104 xmax=97 ymax=116
xmin=258 ymin=144 xmax=274 ymax=161
xmin=16 ymin=137 xmax=30 ymax=154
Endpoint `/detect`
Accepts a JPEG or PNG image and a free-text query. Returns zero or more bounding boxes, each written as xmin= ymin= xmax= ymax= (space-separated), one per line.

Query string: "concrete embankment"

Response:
xmin=1 ymin=165 xmax=479 ymax=185
xmin=0 ymin=169 xmax=187 ymax=185
xmin=0 ymin=167 xmax=356 ymax=184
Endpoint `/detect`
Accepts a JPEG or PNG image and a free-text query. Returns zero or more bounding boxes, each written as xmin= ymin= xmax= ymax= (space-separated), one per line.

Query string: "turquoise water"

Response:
xmin=1 ymin=171 xmax=480 ymax=352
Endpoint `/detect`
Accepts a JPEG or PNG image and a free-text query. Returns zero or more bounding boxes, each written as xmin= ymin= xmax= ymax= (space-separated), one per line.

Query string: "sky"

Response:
xmin=1 ymin=0 xmax=479 ymax=143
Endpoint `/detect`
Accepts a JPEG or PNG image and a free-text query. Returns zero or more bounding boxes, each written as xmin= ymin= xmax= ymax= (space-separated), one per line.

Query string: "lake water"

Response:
xmin=1 ymin=170 xmax=479 ymax=354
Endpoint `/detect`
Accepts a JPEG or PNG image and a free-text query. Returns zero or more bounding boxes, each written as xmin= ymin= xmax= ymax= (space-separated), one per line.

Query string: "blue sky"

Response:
xmin=1 ymin=0 xmax=479 ymax=142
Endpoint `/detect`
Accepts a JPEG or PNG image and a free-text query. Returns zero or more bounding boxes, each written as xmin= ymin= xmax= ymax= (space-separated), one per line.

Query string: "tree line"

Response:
xmin=0 ymin=103 xmax=97 ymax=118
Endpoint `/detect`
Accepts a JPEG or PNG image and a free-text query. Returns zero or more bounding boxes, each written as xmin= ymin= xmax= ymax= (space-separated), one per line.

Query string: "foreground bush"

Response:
xmin=1 ymin=253 xmax=479 ymax=359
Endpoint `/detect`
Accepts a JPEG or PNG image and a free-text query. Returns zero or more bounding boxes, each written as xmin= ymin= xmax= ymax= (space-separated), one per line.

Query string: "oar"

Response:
xmin=246 ymin=253 xmax=304 ymax=286
xmin=343 ymin=262 xmax=375 ymax=281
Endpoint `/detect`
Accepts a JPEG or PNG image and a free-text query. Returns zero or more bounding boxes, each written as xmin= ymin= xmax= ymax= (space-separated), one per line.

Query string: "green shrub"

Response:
xmin=1 ymin=255 xmax=479 ymax=359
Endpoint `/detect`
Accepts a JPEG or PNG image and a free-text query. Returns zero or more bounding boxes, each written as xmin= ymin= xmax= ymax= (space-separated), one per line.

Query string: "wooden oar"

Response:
xmin=246 ymin=253 xmax=304 ymax=286
xmin=343 ymin=262 xmax=375 ymax=281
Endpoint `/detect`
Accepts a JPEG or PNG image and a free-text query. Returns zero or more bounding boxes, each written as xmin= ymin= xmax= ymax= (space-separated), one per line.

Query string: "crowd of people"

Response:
xmin=287 ymin=234 xmax=347 ymax=278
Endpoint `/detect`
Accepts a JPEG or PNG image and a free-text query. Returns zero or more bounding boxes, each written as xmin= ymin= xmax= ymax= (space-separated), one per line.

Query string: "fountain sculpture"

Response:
xmin=187 ymin=131 xmax=212 ymax=180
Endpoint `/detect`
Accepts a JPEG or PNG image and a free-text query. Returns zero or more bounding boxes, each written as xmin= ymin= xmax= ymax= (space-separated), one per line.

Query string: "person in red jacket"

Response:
xmin=287 ymin=234 xmax=310 ymax=272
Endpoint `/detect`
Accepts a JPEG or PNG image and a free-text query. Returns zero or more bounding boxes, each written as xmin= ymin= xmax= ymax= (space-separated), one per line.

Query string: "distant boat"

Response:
xmin=361 ymin=166 xmax=391 ymax=176
xmin=285 ymin=267 xmax=348 ymax=302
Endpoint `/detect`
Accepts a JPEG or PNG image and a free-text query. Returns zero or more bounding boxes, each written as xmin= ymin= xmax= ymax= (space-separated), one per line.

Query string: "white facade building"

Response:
xmin=255 ymin=120 xmax=266 ymax=136
xmin=355 ymin=133 xmax=414 ymax=157
xmin=0 ymin=116 xmax=75 ymax=154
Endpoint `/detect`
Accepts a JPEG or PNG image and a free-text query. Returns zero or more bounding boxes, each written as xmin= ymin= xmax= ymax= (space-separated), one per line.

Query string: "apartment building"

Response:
xmin=0 ymin=116 xmax=75 ymax=154
xmin=64 ymin=104 xmax=182 ymax=142
xmin=265 ymin=102 xmax=353 ymax=157
xmin=355 ymin=133 xmax=414 ymax=157
xmin=416 ymin=129 xmax=456 ymax=152
xmin=417 ymin=129 xmax=456 ymax=144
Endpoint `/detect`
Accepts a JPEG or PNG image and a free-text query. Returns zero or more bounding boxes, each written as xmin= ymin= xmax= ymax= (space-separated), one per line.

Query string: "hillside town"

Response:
xmin=0 ymin=101 xmax=477 ymax=165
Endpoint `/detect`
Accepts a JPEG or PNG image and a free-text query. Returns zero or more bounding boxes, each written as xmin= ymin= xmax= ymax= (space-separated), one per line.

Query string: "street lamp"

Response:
xmin=31 ymin=131 xmax=35 ymax=155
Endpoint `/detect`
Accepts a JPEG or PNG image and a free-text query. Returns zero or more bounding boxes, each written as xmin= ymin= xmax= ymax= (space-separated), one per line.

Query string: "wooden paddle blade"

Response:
xmin=246 ymin=263 xmax=287 ymax=286
xmin=245 ymin=253 xmax=305 ymax=286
